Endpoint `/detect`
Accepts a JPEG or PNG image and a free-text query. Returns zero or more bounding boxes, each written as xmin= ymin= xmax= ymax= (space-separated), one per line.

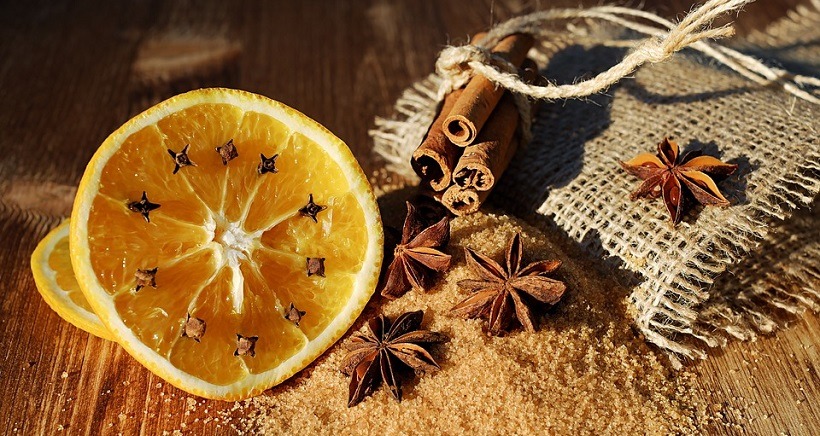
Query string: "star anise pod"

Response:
xmin=340 ymin=310 xmax=447 ymax=407
xmin=379 ymin=202 xmax=451 ymax=299
xmin=620 ymin=137 xmax=738 ymax=225
xmin=451 ymin=233 xmax=566 ymax=335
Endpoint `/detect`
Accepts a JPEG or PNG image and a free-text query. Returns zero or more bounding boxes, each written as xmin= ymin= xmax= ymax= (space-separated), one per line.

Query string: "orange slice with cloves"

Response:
xmin=69 ymin=88 xmax=383 ymax=400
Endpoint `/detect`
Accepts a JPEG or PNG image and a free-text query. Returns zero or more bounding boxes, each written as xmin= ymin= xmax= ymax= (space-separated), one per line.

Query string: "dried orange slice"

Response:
xmin=70 ymin=88 xmax=383 ymax=400
xmin=30 ymin=220 xmax=114 ymax=341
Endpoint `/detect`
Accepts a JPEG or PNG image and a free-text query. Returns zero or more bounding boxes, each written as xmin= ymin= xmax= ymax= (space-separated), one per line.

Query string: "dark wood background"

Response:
xmin=1 ymin=1 xmax=816 ymax=434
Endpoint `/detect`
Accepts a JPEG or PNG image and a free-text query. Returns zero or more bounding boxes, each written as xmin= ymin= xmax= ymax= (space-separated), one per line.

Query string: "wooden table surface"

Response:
xmin=1 ymin=1 xmax=817 ymax=434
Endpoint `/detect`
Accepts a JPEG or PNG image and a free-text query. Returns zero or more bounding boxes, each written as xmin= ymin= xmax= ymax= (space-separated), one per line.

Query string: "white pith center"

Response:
xmin=207 ymin=216 xmax=260 ymax=313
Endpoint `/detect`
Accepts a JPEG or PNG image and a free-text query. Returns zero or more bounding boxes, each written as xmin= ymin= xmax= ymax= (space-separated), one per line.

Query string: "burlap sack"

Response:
xmin=371 ymin=4 xmax=820 ymax=366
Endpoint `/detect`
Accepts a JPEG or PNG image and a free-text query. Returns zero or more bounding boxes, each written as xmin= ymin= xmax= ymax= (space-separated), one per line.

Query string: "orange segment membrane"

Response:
xmin=236 ymin=261 xmax=307 ymax=375
xmin=87 ymin=196 xmax=210 ymax=293
xmin=221 ymin=111 xmax=292 ymax=223
xmin=86 ymin=102 xmax=370 ymax=385
xmin=113 ymin=249 xmax=218 ymax=356
xmin=251 ymin=248 xmax=355 ymax=340
xmin=168 ymin=268 xmax=247 ymax=384
xmin=97 ymin=124 xmax=212 ymax=225
xmin=259 ymin=191 xmax=368 ymax=270
xmin=243 ymin=132 xmax=351 ymax=233
xmin=156 ymin=103 xmax=244 ymax=212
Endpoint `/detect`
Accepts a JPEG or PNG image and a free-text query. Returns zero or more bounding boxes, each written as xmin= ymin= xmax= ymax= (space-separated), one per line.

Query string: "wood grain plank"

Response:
xmin=697 ymin=313 xmax=820 ymax=435
xmin=0 ymin=0 xmax=816 ymax=434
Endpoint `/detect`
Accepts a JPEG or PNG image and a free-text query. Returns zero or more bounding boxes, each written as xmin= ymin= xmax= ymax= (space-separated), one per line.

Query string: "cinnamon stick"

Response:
xmin=442 ymin=59 xmax=538 ymax=215
xmin=410 ymin=89 xmax=464 ymax=191
xmin=411 ymin=33 xmax=486 ymax=191
xmin=452 ymin=93 xmax=518 ymax=191
xmin=443 ymin=33 xmax=534 ymax=147
xmin=452 ymin=60 xmax=538 ymax=191
xmin=443 ymin=132 xmax=524 ymax=216
xmin=441 ymin=186 xmax=486 ymax=216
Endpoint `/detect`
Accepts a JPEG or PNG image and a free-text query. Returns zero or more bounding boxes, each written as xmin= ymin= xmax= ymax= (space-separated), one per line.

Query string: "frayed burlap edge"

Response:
xmin=369 ymin=7 xmax=820 ymax=367
xmin=696 ymin=205 xmax=820 ymax=342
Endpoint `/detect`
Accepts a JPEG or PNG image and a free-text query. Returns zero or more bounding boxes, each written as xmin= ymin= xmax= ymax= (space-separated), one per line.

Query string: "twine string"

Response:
xmin=433 ymin=0 xmax=820 ymax=143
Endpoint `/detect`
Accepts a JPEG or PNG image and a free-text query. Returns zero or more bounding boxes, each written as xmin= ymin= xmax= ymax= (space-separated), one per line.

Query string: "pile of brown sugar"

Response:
xmin=237 ymin=203 xmax=705 ymax=434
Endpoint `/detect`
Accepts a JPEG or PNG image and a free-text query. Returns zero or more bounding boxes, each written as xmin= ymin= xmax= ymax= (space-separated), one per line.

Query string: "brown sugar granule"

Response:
xmin=237 ymin=210 xmax=705 ymax=434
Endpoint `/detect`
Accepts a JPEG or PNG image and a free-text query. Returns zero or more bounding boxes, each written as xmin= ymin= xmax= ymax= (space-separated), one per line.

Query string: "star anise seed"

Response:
xmin=167 ymin=144 xmax=196 ymax=174
xmin=216 ymin=139 xmax=238 ymax=165
xmin=340 ymin=310 xmax=447 ymax=407
xmin=127 ymin=191 xmax=160 ymax=222
xmin=451 ymin=233 xmax=566 ymax=335
xmin=298 ymin=194 xmax=326 ymax=222
xmin=379 ymin=201 xmax=451 ymax=299
xmin=234 ymin=334 xmax=258 ymax=357
xmin=258 ymin=153 xmax=279 ymax=175
xmin=181 ymin=314 xmax=206 ymax=342
xmin=620 ymin=137 xmax=738 ymax=225
xmin=134 ymin=267 xmax=158 ymax=292
xmin=306 ymin=257 xmax=325 ymax=277
xmin=285 ymin=303 xmax=306 ymax=326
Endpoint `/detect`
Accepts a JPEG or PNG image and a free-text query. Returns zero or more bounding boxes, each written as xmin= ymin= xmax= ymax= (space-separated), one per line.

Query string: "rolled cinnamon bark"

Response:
xmin=443 ymin=33 xmax=534 ymax=147
xmin=452 ymin=93 xmax=518 ymax=190
xmin=444 ymin=133 xmax=524 ymax=215
xmin=452 ymin=61 xmax=538 ymax=191
xmin=441 ymin=186 xmax=487 ymax=216
xmin=410 ymin=89 xmax=464 ymax=191
xmin=411 ymin=33 xmax=487 ymax=191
